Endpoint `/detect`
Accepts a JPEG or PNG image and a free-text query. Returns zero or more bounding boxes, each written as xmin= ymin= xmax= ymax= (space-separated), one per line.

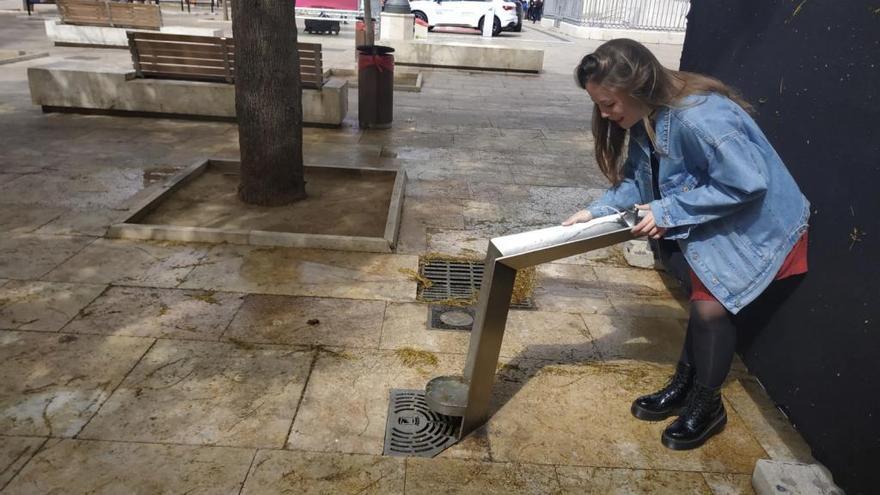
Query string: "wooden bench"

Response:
xmin=127 ymin=32 xmax=324 ymax=89
xmin=58 ymin=0 xmax=162 ymax=30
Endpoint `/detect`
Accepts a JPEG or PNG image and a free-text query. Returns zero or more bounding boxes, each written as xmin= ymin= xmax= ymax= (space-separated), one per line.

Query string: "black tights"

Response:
xmin=679 ymin=300 xmax=737 ymax=389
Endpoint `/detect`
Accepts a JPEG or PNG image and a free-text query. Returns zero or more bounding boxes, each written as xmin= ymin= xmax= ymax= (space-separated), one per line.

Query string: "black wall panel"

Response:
xmin=679 ymin=1 xmax=879 ymax=493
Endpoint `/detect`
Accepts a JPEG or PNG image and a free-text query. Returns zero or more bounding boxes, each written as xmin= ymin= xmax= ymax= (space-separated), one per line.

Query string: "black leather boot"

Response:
xmin=661 ymin=381 xmax=727 ymax=450
xmin=631 ymin=362 xmax=694 ymax=421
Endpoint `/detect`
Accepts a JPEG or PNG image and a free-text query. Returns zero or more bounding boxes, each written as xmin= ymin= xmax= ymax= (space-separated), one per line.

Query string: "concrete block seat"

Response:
xmin=27 ymin=32 xmax=348 ymax=126
xmin=381 ymin=39 xmax=543 ymax=73
xmin=46 ymin=0 xmax=222 ymax=47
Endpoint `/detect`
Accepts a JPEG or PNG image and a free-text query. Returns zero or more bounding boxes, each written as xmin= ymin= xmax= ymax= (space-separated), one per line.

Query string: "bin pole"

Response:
xmin=363 ymin=0 xmax=374 ymax=46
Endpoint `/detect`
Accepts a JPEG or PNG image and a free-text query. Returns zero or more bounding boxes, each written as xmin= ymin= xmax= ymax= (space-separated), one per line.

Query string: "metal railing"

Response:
xmin=544 ymin=0 xmax=689 ymax=31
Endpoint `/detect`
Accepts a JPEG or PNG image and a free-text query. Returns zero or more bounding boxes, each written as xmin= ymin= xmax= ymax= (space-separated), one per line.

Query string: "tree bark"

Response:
xmin=233 ymin=0 xmax=306 ymax=206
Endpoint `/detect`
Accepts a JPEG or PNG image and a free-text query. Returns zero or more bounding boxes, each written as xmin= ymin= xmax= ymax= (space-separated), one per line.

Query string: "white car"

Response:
xmin=408 ymin=0 xmax=519 ymax=36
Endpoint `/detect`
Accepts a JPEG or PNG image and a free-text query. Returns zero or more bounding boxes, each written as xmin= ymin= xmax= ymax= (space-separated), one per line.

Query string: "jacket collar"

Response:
xmin=653 ymin=105 xmax=672 ymax=155
xmin=629 ymin=106 xmax=672 ymax=157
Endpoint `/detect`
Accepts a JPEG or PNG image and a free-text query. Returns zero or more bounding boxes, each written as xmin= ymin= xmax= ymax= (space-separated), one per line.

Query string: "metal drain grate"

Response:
xmin=419 ymin=259 xmax=535 ymax=309
xmin=429 ymin=305 xmax=475 ymax=331
xmin=383 ymin=389 xmax=459 ymax=457
xmin=419 ymin=259 xmax=484 ymax=301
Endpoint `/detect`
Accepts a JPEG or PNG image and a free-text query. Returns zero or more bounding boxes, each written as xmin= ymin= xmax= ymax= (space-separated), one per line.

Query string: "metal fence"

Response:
xmin=543 ymin=0 xmax=690 ymax=31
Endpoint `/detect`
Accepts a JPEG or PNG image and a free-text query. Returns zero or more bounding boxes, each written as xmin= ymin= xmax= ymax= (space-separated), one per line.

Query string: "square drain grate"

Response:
xmin=419 ymin=259 xmax=535 ymax=309
xmin=429 ymin=304 xmax=475 ymax=331
xmin=383 ymin=389 xmax=460 ymax=457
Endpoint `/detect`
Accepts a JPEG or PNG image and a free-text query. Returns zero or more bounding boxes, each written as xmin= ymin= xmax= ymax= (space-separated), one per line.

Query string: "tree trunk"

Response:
xmin=233 ymin=0 xmax=306 ymax=206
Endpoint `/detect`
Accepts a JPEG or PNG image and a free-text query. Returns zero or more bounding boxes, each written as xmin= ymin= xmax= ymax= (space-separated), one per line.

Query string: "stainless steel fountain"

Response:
xmin=424 ymin=209 xmax=642 ymax=438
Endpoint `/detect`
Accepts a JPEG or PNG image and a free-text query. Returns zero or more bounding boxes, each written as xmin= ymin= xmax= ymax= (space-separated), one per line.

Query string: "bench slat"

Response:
xmin=128 ymin=32 xmax=324 ymax=87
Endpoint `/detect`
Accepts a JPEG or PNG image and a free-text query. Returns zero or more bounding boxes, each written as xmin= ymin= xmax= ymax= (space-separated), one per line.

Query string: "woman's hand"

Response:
xmin=631 ymin=204 xmax=667 ymax=239
xmin=561 ymin=210 xmax=593 ymax=226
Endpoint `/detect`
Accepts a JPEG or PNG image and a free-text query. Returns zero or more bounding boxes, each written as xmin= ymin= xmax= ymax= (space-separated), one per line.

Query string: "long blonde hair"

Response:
xmin=574 ymin=38 xmax=753 ymax=185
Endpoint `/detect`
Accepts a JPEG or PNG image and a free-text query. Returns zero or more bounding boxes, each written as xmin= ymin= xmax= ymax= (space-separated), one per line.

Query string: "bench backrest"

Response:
xmin=58 ymin=0 xmax=162 ymax=30
xmin=127 ymin=32 xmax=324 ymax=89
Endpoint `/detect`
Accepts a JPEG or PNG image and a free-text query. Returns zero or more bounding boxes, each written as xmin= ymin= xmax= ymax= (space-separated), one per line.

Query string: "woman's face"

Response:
xmin=585 ymin=81 xmax=650 ymax=130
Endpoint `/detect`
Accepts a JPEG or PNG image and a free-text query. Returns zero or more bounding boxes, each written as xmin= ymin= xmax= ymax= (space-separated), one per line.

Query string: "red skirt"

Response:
xmin=690 ymin=231 xmax=809 ymax=302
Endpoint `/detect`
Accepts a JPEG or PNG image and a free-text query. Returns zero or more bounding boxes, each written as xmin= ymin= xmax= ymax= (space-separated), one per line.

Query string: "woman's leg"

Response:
xmin=661 ymin=299 xmax=733 ymax=450
xmin=689 ymin=300 xmax=737 ymax=388
xmin=630 ymin=318 xmax=696 ymax=421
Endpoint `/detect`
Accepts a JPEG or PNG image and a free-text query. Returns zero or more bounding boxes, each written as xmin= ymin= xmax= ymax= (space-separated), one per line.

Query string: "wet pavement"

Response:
xmin=0 ymin=4 xmax=813 ymax=493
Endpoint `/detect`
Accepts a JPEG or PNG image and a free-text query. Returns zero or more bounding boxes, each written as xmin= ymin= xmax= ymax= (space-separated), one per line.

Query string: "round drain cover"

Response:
xmin=439 ymin=310 xmax=474 ymax=327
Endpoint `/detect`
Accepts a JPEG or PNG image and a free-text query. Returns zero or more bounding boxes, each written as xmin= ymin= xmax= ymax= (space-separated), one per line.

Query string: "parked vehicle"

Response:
xmin=409 ymin=0 xmax=519 ymax=36
xmin=506 ymin=0 xmax=523 ymax=32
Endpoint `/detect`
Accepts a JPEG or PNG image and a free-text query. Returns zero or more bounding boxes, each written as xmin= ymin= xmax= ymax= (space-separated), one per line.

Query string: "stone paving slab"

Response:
xmin=64 ymin=286 xmax=244 ymax=340
xmin=581 ymin=314 xmax=687 ymax=363
xmin=287 ymin=348 xmax=465 ymax=455
xmin=555 ymin=465 xmax=714 ymax=494
xmin=404 ymin=178 xmax=471 ymax=200
xmin=0 ymin=331 xmax=152 ymax=437
xmin=223 ymin=295 xmax=385 ymax=348
xmin=0 ymin=173 xmax=23 ymax=186
xmin=379 ymin=302 xmax=470 ymax=353
xmin=592 ymin=265 xmax=685 ymax=298
xmin=467 ymin=359 xmax=767 ymax=473
xmin=426 ymin=229 xmax=491 ymax=258
xmin=531 ymin=263 xmax=617 ymax=315
xmin=33 ymin=207 xmax=122 ymax=237
xmin=79 ymin=340 xmax=314 ymax=448
xmin=379 ymin=302 xmax=599 ymax=362
xmin=0 ymin=169 xmax=146 ymax=210
xmin=179 ymin=245 xmax=418 ymax=302
xmin=0 ymin=436 xmax=45 ymax=489
xmin=0 ymin=280 xmax=106 ymax=332
xmin=0 ymin=234 xmax=94 ymax=280
xmin=44 ymin=238 xmax=210 ymax=288
xmin=702 ymin=472 xmax=755 ymax=494
xmin=0 ymin=205 xmax=62 ymax=234
xmin=610 ymin=296 xmax=689 ymax=319
xmin=396 ymin=199 xmax=466 ymax=255
xmin=723 ymin=378 xmax=814 ymax=463
xmin=405 ymin=457 xmax=559 ymax=494
xmin=241 ymin=450 xmax=405 ymax=495
xmin=3 ymin=438 xmax=254 ymax=494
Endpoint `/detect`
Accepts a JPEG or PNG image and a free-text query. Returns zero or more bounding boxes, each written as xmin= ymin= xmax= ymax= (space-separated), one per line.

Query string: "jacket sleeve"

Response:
xmin=586 ymin=154 xmax=642 ymax=218
xmin=650 ymin=130 xmax=769 ymax=239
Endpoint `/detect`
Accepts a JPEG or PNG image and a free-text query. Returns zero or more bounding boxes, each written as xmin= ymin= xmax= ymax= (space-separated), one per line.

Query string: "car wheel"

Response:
xmin=478 ymin=16 xmax=502 ymax=36
xmin=413 ymin=10 xmax=428 ymax=24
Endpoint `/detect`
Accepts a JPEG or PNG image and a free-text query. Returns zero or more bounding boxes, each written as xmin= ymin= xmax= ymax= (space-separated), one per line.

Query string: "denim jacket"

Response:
xmin=586 ymin=93 xmax=810 ymax=314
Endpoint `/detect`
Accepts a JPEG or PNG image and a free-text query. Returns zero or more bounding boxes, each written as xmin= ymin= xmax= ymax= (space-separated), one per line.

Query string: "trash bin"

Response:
xmin=357 ymin=45 xmax=394 ymax=129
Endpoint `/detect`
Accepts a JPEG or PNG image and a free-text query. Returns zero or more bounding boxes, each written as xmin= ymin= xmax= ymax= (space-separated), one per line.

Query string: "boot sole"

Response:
xmin=660 ymin=411 xmax=727 ymax=450
xmin=630 ymin=402 xmax=684 ymax=422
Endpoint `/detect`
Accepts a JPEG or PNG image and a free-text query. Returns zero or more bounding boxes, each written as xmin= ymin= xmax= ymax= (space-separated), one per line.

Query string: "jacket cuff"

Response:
xmin=587 ymin=204 xmax=624 ymax=219
xmin=650 ymin=199 xmax=673 ymax=228
xmin=651 ymin=200 xmax=691 ymax=240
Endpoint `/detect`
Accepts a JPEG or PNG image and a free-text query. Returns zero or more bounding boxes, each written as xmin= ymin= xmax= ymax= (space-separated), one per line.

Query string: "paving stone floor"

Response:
xmin=0 ymin=5 xmax=814 ymax=493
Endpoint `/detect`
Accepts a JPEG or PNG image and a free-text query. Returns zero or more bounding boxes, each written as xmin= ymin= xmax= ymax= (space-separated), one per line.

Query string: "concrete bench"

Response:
xmin=58 ymin=0 xmax=162 ymax=29
xmin=46 ymin=0 xmax=222 ymax=47
xmin=381 ymin=39 xmax=543 ymax=73
xmin=28 ymin=35 xmax=347 ymax=126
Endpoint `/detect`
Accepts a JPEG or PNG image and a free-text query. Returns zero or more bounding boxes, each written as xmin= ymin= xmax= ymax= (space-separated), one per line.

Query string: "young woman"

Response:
xmin=562 ymin=39 xmax=810 ymax=450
